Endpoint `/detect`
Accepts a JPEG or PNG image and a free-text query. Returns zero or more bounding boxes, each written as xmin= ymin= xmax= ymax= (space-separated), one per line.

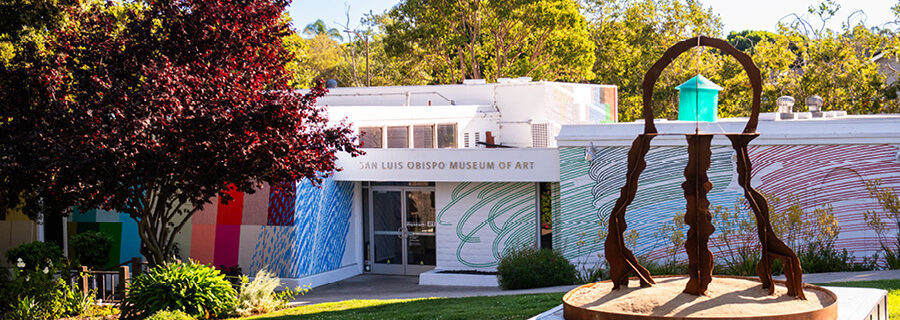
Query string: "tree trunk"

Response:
xmin=131 ymin=186 xmax=192 ymax=266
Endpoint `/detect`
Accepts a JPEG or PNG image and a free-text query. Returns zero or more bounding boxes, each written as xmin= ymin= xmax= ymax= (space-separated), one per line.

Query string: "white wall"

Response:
xmin=318 ymin=81 xmax=617 ymax=149
xmin=435 ymin=182 xmax=538 ymax=271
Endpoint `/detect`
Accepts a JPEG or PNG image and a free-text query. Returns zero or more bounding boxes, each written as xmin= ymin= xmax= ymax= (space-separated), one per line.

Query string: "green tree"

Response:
xmin=303 ymin=19 xmax=343 ymax=41
xmin=380 ymin=0 xmax=595 ymax=84
xmin=0 ymin=0 xmax=74 ymax=42
xmin=585 ymin=0 xmax=725 ymax=121
xmin=0 ymin=0 xmax=76 ymax=68
xmin=285 ymin=33 xmax=346 ymax=87
xmin=586 ymin=0 xmax=899 ymax=121
xmin=720 ymin=2 xmax=900 ymax=115
xmin=726 ymin=30 xmax=778 ymax=52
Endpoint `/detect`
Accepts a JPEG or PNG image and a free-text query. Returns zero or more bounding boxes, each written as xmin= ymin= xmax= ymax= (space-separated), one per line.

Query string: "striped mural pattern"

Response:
xmin=437 ymin=182 xmax=537 ymax=268
xmin=249 ymin=179 xmax=353 ymax=278
xmin=557 ymin=147 xmax=602 ymax=261
xmin=557 ymin=144 xmax=900 ymax=266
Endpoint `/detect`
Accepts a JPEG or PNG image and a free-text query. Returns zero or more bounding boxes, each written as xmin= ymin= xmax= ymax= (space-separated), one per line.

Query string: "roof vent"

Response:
xmin=776 ymin=96 xmax=795 ymax=120
xmin=806 ymin=95 xmax=824 ymax=117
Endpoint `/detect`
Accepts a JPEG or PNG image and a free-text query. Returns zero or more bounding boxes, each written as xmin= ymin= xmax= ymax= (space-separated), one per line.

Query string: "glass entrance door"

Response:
xmin=372 ymin=190 xmax=403 ymax=274
xmin=405 ymin=190 xmax=436 ymax=274
xmin=370 ymin=187 xmax=436 ymax=275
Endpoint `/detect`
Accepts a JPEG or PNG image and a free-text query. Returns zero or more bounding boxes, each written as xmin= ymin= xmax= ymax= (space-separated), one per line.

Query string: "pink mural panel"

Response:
xmin=190 ymin=224 xmax=216 ymax=264
xmin=748 ymin=144 xmax=900 ymax=257
xmin=213 ymin=224 xmax=240 ymax=267
xmin=192 ymin=200 xmax=218 ymax=225
xmin=242 ymin=184 xmax=270 ymax=226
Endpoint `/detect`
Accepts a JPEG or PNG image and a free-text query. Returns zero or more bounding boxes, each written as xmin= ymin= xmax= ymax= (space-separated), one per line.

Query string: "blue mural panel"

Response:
xmin=250 ymin=178 xmax=353 ymax=278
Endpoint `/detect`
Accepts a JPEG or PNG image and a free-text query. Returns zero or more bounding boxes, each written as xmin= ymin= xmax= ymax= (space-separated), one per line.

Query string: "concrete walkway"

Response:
xmin=290 ymin=270 xmax=900 ymax=306
xmin=774 ymin=269 xmax=900 ymax=283
xmin=290 ymin=274 xmax=577 ymax=306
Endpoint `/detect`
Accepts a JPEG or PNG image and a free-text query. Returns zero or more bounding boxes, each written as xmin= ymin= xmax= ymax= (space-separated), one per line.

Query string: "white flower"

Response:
xmin=16 ymin=258 xmax=24 ymax=269
xmin=25 ymin=275 xmax=29 ymax=282
xmin=42 ymin=267 xmax=49 ymax=274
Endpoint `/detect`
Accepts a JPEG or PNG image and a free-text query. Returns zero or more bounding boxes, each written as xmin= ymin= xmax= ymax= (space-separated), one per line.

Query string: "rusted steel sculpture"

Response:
xmin=603 ymin=36 xmax=806 ymax=299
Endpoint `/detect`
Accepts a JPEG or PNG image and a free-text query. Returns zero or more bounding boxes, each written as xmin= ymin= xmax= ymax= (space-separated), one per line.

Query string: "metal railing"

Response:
xmin=72 ymin=266 xmax=131 ymax=303
xmin=69 ymin=257 xmax=146 ymax=303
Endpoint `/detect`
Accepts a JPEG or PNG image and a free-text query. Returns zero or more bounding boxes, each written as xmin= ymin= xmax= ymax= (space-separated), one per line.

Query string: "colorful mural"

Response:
xmin=557 ymin=144 xmax=900 ymax=265
xmin=61 ymin=178 xmax=354 ymax=278
xmin=67 ymin=210 xmax=142 ymax=269
xmin=0 ymin=209 xmax=39 ymax=267
xmin=249 ymin=179 xmax=354 ymax=278
xmin=436 ymin=182 xmax=537 ymax=269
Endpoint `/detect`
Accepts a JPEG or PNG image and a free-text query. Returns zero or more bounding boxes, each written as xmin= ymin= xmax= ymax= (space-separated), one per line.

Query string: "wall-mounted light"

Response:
xmin=585 ymin=142 xmax=597 ymax=162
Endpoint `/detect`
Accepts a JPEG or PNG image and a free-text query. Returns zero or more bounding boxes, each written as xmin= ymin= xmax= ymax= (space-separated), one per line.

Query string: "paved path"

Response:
xmin=291 ymin=270 xmax=900 ymax=306
xmin=774 ymin=269 xmax=900 ymax=283
xmin=290 ymin=274 xmax=577 ymax=306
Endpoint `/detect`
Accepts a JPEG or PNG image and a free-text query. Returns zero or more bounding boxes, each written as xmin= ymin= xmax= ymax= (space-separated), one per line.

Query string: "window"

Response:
xmin=362 ymin=184 xmax=370 ymax=271
xmin=464 ymin=133 xmax=470 ymax=148
xmin=437 ymin=124 xmax=457 ymax=148
xmin=360 ymin=127 xmax=383 ymax=149
xmin=539 ymin=182 xmax=553 ymax=249
xmin=413 ymin=125 xmax=434 ymax=148
xmin=387 ymin=126 xmax=409 ymax=148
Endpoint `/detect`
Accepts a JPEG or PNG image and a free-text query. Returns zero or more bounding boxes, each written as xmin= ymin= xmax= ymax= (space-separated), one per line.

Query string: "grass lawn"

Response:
xmin=816 ymin=279 xmax=900 ymax=319
xmin=238 ymin=293 xmax=564 ymax=320
xmin=239 ymin=279 xmax=900 ymax=319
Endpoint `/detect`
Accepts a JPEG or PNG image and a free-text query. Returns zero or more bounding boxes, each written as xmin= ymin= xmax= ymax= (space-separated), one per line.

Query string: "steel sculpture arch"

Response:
xmin=603 ymin=36 xmax=806 ymax=299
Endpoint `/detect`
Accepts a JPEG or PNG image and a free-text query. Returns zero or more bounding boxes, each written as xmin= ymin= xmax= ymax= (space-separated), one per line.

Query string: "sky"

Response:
xmin=286 ymin=0 xmax=898 ymax=37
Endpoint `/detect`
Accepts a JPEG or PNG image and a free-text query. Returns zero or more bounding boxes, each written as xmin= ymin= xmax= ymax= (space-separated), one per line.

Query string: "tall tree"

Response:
xmin=718 ymin=2 xmax=900 ymax=116
xmin=726 ymin=30 xmax=778 ymax=52
xmin=0 ymin=0 xmax=362 ymax=265
xmin=586 ymin=0 xmax=724 ymax=121
xmin=380 ymin=0 xmax=595 ymax=84
xmin=303 ymin=19 xmax=343 ymax=41
xmin=0 ymin=0 xmax=75 ymax=42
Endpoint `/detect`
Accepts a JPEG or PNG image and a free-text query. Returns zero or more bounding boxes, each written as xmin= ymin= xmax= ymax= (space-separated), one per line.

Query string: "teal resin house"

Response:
xmin=676 ymin=75 xmax=723 ymax=122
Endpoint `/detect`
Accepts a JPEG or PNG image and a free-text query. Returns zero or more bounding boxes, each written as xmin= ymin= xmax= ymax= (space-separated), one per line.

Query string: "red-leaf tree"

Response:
xmin=0 ymin=0 xmax=362 ymax=265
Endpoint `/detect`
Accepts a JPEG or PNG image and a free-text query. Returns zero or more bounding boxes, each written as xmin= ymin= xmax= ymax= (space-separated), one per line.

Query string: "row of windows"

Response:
xmin=360 ymin=124 xmax=457 ymax=149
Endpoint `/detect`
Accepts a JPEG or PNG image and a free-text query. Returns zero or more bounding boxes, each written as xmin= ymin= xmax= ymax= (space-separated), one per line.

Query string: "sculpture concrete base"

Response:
xmin=556 ymin=276 xmax=840 ymax=320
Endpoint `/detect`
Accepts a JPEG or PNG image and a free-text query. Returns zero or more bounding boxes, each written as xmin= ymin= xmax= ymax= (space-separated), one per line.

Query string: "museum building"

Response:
xmin=0 ymin=79 xmax=618 ymax=288
xmin=2 ymin=79 xmax=899 ymax=290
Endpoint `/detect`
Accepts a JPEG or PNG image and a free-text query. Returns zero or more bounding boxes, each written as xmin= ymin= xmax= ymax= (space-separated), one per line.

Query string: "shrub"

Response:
xmin=574 ymin=263 xmax=606 ymax=284
xmin=864 ymin=179 xmax=900 ymax=269
xmin=5 ymin=241 xmax=66 ymax=272
xmin=639 ymin=257 xmax=689 ymax=276
xmin=234 ymin=269 xmax=310 ymax=317
xmin=120 ymin=261 xmax=237 ymax=319
xmin=796 ymin=242 xmax=877 ymax=273
xmin=145 ymin=310 xmax=195 ymax=320
xmin=4 ymin=296 xmax=45 ymax=320
xmin=234 ymin=270 xmax=280 ymax=316
xmin=497 ymin=247 xmax=576 ymax=290
xmin=219 ymin=264 xmax=243 ymax=287
xmin=0 ymin=259 xmax=87 ymax=320
xmin=69 ymin=231 xmax=114 ymax=269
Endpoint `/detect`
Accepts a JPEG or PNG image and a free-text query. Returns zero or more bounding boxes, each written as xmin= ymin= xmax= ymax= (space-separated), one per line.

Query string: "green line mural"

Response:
xmin=557 ymin=147 xmax=600 ymax=260
xmin=437 ymin=182 xmax=537 ymax=268
xmin=557 ymin=145 xmax=738 ymax=264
